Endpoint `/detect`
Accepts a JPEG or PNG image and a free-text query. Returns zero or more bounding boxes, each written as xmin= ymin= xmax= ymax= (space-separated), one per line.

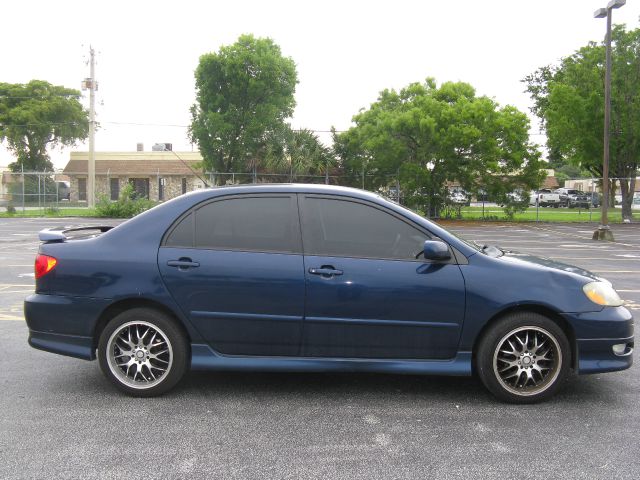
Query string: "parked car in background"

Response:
xmin=448 ymin=189 xmax=470 ymax=206
xmin=498 ymin=190 xmax=527 ymax=207
xmin=25 ymin=185 xmax=633 ymax=403
xmin=506 ymin=190 xmax=525 ymax=202
xmin=57 ymin=181 xmax=71 ymax=201
xmin=586 ymin=192 xmax=600 ymax=208
xmin=555 ymin=188 xmax=591 ymax=209
xmin=529 ymin=189 xmax=561 ymax=207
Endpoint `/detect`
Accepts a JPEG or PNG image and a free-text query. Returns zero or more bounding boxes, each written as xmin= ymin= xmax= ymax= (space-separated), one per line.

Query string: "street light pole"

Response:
xmin=81 ymin=47 xmax=97 ymax=208
xmin=593 ymin=0 xmax=625 ymax=241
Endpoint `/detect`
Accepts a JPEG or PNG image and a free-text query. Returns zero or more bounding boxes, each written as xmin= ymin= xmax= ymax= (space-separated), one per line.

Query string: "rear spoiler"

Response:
xmin=38 ymin=226 xmax=114 ymax=243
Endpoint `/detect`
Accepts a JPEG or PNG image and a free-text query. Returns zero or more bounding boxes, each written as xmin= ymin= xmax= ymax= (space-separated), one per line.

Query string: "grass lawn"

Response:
xmin=0 ymin=207 xmax=99 ymax=218
xmin=1 ymin=204 xmax=637 ymax=223
xmin=455 ymin=206 xmax=636 ymax=222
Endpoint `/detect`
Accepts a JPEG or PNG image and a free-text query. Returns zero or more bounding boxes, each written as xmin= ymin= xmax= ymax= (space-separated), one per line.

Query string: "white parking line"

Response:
xmin=591 ymin=270 xmax=638 ymax=273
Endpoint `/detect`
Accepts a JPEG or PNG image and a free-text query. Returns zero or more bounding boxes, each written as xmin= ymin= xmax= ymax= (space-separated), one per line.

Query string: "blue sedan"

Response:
xmin=25 ymin=184 xmax=633 ymax=403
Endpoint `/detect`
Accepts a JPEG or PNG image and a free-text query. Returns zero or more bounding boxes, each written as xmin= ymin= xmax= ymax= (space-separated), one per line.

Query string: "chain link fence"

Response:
xmin=0 ymin=171 xmax=79 ymax=213
xmin=1 ymin=170 xmax=638 ymax=218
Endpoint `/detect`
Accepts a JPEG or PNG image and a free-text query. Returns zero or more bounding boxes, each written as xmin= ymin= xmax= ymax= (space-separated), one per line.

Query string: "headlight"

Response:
xmin=583 ymin=282 xmax=623 ymax=307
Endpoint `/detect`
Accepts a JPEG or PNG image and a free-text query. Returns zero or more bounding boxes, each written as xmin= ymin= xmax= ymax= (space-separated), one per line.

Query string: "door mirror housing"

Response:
xmin=423 ymin=240 xmax=451 ymax=261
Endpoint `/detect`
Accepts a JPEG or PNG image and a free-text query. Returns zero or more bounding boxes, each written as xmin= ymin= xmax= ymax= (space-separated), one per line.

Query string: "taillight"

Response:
xmin=35 ymin=254 xmax=57 ymax=279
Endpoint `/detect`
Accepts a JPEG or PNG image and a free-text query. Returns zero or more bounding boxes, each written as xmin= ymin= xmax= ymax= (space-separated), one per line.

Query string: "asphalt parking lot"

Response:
xmin=0 ymin=217 xmax=639 ymax=479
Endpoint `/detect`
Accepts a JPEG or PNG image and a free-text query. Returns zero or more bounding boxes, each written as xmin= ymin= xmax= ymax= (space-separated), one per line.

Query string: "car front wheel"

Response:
xmin=98 ymin=308 xmax=188 ymax=397
xmin=476 ymin=312 xmax=570 ymax=403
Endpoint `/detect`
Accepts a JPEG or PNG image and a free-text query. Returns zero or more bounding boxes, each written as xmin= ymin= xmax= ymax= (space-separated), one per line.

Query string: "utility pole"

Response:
xmin=593 ymin=0 xmax=624 ymax=241
xmin=82 ymin=46 xmax=97 ymax=208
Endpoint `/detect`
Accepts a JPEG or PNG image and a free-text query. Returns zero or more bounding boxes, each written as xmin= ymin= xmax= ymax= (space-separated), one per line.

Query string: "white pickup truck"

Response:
xmin=529 ymin=189 xmax=561 ymax=207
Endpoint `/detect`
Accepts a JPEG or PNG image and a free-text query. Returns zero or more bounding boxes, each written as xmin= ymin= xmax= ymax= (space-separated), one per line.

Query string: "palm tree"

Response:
xmin=266 ymin=128 xmax=334 ymax=182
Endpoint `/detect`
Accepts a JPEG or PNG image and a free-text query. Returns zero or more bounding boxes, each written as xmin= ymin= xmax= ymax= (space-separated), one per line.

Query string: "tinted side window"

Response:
xmin=165 ymin=212 xmax=194 ymax=247
xmin=301 ymin=197 xmax=428 ymax=260
xmin=194 ymin=196 xmax=299 ymax=253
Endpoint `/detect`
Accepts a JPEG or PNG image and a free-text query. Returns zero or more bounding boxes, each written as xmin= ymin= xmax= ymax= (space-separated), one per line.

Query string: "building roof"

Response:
xmin=1 ymin=171 xmax=15 ymax=184
xmin=63 ymin=151 xmax=203 ymax=176
xmin=543 ymin=176 xmax=559 ymax=189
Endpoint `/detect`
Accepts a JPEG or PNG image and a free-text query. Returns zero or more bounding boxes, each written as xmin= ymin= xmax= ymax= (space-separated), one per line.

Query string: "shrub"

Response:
xmin=95 ymin=184 xmax=154 ymax=218
xmin=6 ymin=204 xmax=16 ymax=214
xmin=45 ymin=206 xmax=60 ymax=215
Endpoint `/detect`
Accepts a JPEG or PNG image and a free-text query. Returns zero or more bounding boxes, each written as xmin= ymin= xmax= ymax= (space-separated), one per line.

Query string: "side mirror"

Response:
xmin=423 ymin=240 xmax=451 ymax=261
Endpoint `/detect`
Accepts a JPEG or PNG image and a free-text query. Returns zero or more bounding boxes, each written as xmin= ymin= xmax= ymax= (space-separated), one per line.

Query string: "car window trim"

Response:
xmin=298 ymin=194 xmax=457 ymax=264
xmin=161 ymin=193 xmax=303 ymax=254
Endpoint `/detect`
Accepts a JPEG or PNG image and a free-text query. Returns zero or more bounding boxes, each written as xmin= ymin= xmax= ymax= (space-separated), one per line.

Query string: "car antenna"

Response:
xmin=168 ymin=149 xmax=210 ymax=188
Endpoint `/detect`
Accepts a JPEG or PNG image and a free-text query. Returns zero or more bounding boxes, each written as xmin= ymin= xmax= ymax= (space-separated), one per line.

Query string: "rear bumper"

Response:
xmin=563 ymin=306 xmax=634 ymax=374
xmin=28 ymin=330 xmax=95 ymax=360
xmin=24 ymin=293 xmax=110 ymax=360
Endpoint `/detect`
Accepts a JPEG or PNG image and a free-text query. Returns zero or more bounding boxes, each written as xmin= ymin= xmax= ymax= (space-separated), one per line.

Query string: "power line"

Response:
xmin=104 ymin=121 xmax=190 ymax=128
xmin=0 ymin=122 xmax=84 ymax=127
xmin=1 ymin=119 xmax=548 ymax=137
xmin=0 ymin=94 xmax=82 ymax=99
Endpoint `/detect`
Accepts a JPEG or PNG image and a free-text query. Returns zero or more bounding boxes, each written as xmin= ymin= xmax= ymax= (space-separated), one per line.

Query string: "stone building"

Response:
xmin=63 ymin=151 xmax=207 ymax=202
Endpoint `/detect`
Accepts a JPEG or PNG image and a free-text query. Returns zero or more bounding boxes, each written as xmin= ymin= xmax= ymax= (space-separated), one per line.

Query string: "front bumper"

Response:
xmin=563 ymin=306 xmax=634 ymax=374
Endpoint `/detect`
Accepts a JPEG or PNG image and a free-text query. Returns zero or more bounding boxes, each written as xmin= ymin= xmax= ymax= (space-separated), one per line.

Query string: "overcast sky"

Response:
xmin=2 ymin=0 xmax=640 ymax=169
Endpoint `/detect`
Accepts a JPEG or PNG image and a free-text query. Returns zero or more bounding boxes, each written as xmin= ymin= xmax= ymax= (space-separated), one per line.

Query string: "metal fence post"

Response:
xmin=21 ymin=165 xmax=25 ymax=212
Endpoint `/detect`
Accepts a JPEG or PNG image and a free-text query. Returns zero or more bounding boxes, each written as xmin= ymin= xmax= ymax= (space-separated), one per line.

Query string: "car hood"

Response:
xmin=499 ymin=249 xmax=601 ymax=282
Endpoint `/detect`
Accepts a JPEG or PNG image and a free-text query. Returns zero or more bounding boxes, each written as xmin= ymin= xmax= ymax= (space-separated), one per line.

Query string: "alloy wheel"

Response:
xmin=493 ymin=326 xmax=562 ymax=397
xmin=106 ymin=320 xmax=174 ymax=389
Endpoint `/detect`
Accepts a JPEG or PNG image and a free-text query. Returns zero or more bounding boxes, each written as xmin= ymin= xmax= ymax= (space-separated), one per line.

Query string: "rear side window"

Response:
xmin=192 ymin=195 xmax=299 ymax=253
xmin=165 ymin=212 xmax=194 ymax=247
xmin=301 ymin=197 xmax=428 ymax=260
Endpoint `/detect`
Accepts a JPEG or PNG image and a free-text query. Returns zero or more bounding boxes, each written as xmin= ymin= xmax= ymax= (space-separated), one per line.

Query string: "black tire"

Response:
xmin=476 ymin=312 xmax=570 ymax=403
xmin=98 ymin=308 xmax=189 ymax=397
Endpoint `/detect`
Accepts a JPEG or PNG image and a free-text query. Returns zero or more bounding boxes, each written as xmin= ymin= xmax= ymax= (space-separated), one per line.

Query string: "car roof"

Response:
xmin=104 ymin=183 xmax=480 ymax=259
xmin=184 ymin=183 xmax=382 ymax=200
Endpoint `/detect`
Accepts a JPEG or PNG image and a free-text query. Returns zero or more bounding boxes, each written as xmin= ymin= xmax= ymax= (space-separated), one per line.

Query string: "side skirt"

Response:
xmin=190 ymin=344 xmax=472 ymax=376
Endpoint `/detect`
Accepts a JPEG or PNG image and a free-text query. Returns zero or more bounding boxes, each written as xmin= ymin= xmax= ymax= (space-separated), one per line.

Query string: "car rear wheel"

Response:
xmin=98 ymin=308 xmax=188 ymax=397
xmin=476 ymin=312 xmax=570 ymax=403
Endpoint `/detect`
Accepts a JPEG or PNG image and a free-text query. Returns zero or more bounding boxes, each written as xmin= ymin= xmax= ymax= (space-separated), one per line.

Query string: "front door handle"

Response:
xmin=308 ymin=266 xmax=343 ymax=277
xmin=167 ymin=258 xmax=200 ymax=269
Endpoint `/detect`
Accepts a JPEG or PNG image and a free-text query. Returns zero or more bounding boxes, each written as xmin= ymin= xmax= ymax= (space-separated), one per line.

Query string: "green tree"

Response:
xmin=0 ymin=80 xmax=89 ymax=171
xmin=524 ymin=25 xmax=640 ymax=219
xmin=189 ymin=34 xmax=298 ymax=182
xmin=266 ymin=128 xmax=334 ymax=181
xmin=334 ymin=79 xmax=543 ymax=216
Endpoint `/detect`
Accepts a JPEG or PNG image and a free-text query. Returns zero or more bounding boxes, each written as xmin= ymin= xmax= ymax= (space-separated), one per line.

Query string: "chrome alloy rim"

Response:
xmin=106 ymin=321 xmax=173 ymax=389
xmin=493 ymin=326 xmax=562 ymax=396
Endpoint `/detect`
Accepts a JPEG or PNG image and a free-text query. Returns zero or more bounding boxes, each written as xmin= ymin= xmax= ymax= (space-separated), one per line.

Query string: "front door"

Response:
xmin=158 ymin=194 xmax=305 ymax=356
xmin=300 ymin=195 xmax=466 ymax=359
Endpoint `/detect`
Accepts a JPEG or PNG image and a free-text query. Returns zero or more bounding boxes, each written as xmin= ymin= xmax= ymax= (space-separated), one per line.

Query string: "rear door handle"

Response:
xmin=308 ymin=267 xmax=343 ymax=277
xmin=167 ymin=259 xmax=200 ymax=269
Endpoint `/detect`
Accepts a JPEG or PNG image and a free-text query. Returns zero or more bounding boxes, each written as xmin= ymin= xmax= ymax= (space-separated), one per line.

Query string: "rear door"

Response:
xmin=300 ymin=195 xmax=466 ymax=359
xmin=158 ymin=194 xmax=305 ymax=356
